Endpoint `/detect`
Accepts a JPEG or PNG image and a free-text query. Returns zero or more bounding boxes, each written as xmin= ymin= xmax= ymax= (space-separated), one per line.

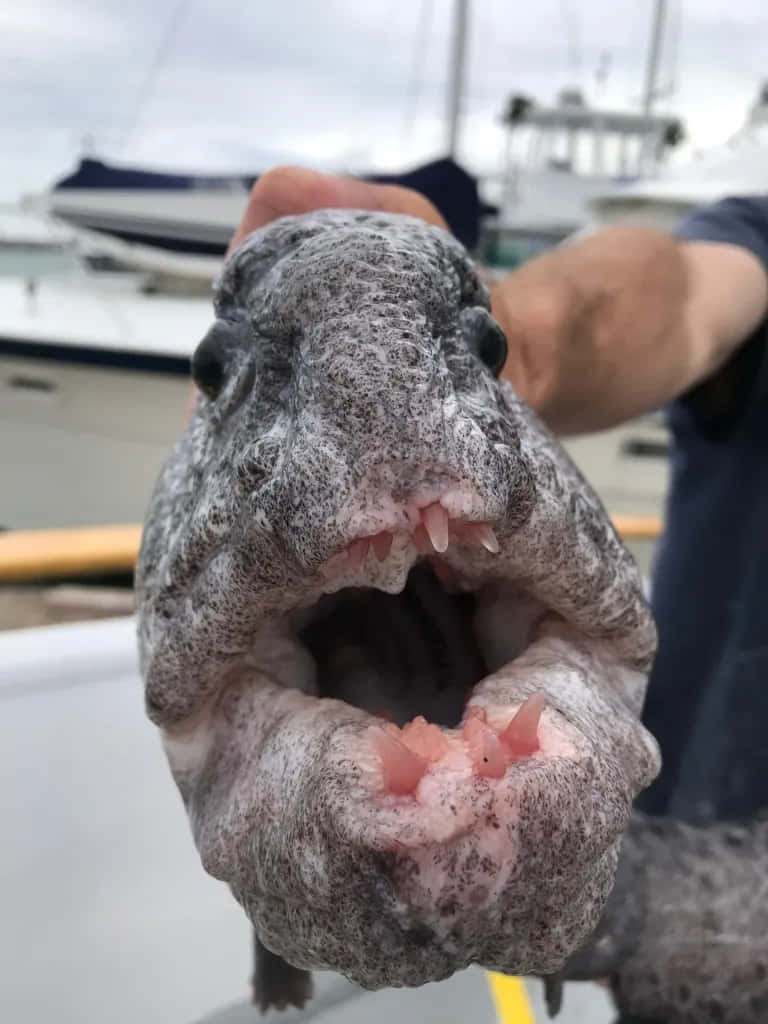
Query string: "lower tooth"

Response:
xmin=501 ymin=692 xmax=545 ymax=757
xmin=369 ymin=725 xmax=427 ymax=795
xmin=463 ymin=715 xmax=507 ymax=778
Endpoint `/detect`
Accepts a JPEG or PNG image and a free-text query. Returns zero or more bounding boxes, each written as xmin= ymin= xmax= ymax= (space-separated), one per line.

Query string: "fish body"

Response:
xmin=550 ymin=812 xmax=768 ymax=1024
xmin=136 ymin=211 xmax=660 ymax=1009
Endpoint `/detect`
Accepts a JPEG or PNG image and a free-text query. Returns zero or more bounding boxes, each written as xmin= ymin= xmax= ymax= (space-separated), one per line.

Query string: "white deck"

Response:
xmin=0 ymin=273 xmax=212 ymax=358
xmin=0 ymin=617 xmax=615 ymax=1023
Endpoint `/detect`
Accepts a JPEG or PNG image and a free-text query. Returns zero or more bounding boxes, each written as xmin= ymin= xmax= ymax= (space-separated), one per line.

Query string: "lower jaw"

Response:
xmin=166 ymin=626 xmax=655 ymax=987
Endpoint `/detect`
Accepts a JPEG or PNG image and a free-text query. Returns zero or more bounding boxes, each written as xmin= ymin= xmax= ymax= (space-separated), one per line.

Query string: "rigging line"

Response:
xmin=118 ymin=0 xmax=193 ymax=154
xmin=664 ymin=0 xmax=682 ymax=97
xmin=401 ymin=0 xmax=434 ymax=156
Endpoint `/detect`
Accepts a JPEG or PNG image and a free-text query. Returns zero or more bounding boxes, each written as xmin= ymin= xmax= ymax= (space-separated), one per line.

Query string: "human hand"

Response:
xmin=228 ymin=165 xmax=447 ymax=253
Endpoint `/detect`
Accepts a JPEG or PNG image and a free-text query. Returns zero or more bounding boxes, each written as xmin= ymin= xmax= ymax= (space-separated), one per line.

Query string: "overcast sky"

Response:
xmin=2 ymin=0 xmax=767 ymax=200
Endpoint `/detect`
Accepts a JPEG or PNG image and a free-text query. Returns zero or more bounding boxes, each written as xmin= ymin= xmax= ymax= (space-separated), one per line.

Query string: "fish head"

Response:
xmin=136 ymin=210 xmax=660 ymax=988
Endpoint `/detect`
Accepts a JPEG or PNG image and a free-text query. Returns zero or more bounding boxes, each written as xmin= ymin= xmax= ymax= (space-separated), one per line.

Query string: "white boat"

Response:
xmin=480 ymin=87 xmax=684 ymax=267
xmin=0 ymin=210 xmax=212 ymax=530
xmin=589 ymin=83 xmax=768 ymax=229
xmin=23 ymin=156 xmax=491 ymax=287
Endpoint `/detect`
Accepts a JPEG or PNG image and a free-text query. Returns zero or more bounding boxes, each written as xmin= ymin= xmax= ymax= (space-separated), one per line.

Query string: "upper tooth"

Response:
xmin=421 ymin=502 xmax=449 ymax=553
xmin=475 ymin=523 xmax=500 ymax=554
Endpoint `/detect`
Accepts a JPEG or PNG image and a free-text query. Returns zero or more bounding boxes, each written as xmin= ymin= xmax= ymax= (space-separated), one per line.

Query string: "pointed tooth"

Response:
xmin=500 ymin=692 xmax=546 ymax=758
xmin=463 ymin=714 xmax=507 ymax=778
xmin=347 ymin=537 xmax=370 ymax=569
xmin=463 ymin=522 xmax=500 ymax=553
xmin=401 ymin=716 xmax=449 ymax=762
xmin=369 ymin=725 xmax=427 ymax=795
xmin=421 ymin=502 xmax=449 ymax=553
xmin=412 ymin=524 xmax=434 ymax=554
xmin=371 ymin=531 xmax=393 ymax=561
xmin=476 ymin=523 xmax=500 ymax=554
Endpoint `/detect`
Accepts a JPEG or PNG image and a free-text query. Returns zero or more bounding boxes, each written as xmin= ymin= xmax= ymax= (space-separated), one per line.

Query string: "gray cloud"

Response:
xmin=2 ymin=0 xmax=767 ymax=200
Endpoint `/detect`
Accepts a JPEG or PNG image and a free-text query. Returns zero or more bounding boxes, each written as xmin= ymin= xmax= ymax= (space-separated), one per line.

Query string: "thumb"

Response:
xmin=229 ymin=166 xmax=448 ymax=254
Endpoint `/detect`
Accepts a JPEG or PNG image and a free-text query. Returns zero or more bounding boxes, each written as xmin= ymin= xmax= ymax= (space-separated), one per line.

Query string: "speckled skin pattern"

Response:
xmin=555 ymin=813 xmax=768 ymax=1023
xmin=135 ymin=211 xmax=660 ymax=993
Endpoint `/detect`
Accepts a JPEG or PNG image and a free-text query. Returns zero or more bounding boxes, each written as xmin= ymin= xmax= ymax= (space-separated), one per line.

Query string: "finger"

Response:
xmin=228 ymin=166 xmax=447 ymax=254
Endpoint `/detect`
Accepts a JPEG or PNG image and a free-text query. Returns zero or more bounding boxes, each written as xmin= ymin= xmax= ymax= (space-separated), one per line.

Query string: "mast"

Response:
xmin=642 ymin=0 xmax=666 ymax=115
xmin=446 ymin=0 xmax=469 ymax=158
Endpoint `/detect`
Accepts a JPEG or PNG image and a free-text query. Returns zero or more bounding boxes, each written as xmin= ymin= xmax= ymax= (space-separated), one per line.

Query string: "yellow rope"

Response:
xmin=0 ymin=515 xmax=662 ymax=583
xmin=487 ymin=972 xmax=536 ymax=1023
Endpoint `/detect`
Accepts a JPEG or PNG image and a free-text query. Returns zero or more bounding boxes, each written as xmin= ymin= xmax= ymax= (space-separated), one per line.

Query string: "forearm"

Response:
xmin=490 ymin=226 xmax=768 ymax=435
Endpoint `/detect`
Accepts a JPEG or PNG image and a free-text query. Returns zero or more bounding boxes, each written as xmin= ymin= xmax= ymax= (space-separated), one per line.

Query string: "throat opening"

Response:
xmin=299 ymin=562 xmax=540 ymax=728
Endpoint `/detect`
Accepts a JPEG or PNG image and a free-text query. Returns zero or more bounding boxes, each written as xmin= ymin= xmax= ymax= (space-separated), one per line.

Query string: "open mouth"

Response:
xmin=286 ymin=492 xmax=583 ymax=806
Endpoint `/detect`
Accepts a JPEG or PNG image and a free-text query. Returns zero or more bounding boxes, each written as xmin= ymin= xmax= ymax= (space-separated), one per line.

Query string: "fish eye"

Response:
xmin=191 ymin=324 xmax=229 ymax=399
xmin=475 ymin=319 xmax=508 ymax=375
xmin=462 ymin=309 xmax=508 ymax=376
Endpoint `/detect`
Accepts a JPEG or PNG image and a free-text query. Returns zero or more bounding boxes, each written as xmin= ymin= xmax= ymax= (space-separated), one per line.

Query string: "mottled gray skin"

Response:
xmin=550 ymin=813 xmax=768 ymax=1023
xmin=135 ymin=211 xmax=660 ymax=1005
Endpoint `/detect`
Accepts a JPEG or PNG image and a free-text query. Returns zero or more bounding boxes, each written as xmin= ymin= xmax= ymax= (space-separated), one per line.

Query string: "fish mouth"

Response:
xmin=157 ymin=481 xmax=661 ymax=989
xmin=298 ymin=495 xmax=581 ymax=788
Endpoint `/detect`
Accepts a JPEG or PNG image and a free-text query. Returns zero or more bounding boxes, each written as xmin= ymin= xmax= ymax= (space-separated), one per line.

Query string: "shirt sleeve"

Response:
xmin=673 ymin=195 xmax=768 ymax=273
xmin=672 ymin=196 xmax=768 ymax=430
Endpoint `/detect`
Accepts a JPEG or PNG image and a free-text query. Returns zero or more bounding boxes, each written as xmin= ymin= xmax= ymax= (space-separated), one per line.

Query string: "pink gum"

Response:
xmin=370 ymin=693 xmax=546 ymax=796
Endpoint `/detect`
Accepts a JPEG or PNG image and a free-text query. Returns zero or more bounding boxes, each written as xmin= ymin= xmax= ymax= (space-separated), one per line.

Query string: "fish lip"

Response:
xmin=184 ymin=654 xmax=644 ymax=988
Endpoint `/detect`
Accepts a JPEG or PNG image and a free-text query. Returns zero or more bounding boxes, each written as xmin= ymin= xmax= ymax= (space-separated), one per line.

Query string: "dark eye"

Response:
xmin=462 ymin=309 xmax=508 ymax=376
xmin=475 ymin=319 xmax=508 ymax=374
xmin=191 ymin=323 xmax=229 ymax=399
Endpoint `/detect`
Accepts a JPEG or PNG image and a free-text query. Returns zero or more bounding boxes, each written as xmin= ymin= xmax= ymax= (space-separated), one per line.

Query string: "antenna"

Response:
xmin=642 ymin=0 xmax=666 ymax=115
xmin=118 ymin=0 xmax=191 ymax=154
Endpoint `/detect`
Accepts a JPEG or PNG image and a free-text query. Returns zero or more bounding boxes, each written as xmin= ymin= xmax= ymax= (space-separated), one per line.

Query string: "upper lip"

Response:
xmin=319 ymin=499 xmax=501 ymax=578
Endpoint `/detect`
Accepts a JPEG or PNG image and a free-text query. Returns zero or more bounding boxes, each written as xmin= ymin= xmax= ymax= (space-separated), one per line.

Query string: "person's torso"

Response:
xmin=638 ymin=324 xmax=768 ymax=825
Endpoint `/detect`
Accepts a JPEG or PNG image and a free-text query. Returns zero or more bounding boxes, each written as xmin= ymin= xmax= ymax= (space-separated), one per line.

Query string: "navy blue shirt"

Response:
xmin=636 ymin=196 xmax=768 ymax=824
